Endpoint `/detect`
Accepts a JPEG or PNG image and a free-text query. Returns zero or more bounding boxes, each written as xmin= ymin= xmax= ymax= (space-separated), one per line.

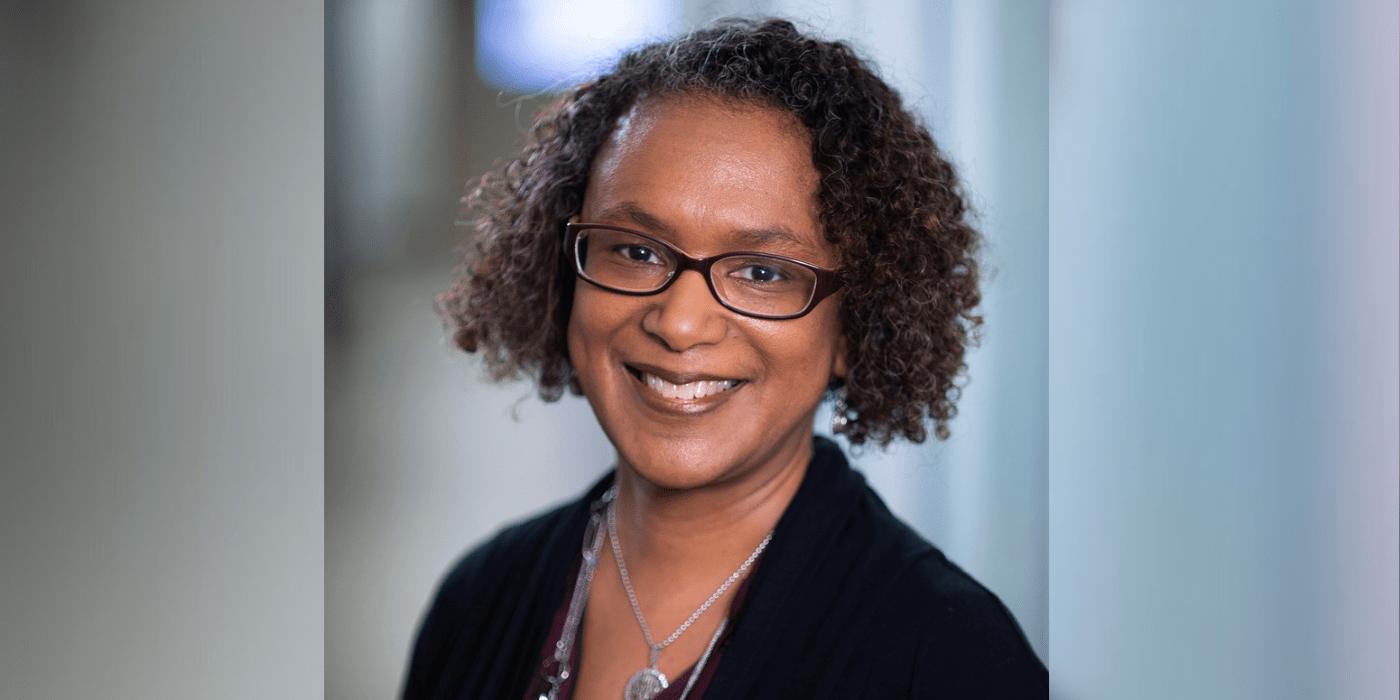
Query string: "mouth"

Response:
xmin=625 ymin=364 xmax=744 ymax=401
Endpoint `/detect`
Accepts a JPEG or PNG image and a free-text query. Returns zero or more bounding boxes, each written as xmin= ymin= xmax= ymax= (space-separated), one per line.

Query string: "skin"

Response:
xmin=567 ymin=94 xmax=846 ymax=700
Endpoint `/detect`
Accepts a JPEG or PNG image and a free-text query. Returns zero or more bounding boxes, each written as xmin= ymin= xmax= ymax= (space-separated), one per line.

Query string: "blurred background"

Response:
xmin=325 ymin=1 xmax=1047 ymax=698
xmin=0 ymin=1 xmax=1393 ymax=699
xmin=1 ymin=1 xmax=324 ymax=698
xmin=1050 ymin=2 xmax=1397 ymax=698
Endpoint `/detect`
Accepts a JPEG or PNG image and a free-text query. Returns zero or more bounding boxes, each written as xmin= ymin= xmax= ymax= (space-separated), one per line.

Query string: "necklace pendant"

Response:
xmin=623 ymin=667 xmax=668 ymax=700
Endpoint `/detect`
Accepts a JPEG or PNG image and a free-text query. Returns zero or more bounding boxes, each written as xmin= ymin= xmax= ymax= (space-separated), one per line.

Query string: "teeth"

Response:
xmin=644 ymin=373 xmax=738 ymax=400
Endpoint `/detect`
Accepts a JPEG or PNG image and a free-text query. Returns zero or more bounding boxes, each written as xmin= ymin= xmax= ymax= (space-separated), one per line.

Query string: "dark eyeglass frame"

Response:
xmin=565 ymin=222 xmax=843 ymax=320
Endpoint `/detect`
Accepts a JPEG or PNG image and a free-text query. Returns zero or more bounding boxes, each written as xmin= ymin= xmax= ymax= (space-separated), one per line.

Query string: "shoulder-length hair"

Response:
xmin=439 ymin=18 xmax=981 ymax=445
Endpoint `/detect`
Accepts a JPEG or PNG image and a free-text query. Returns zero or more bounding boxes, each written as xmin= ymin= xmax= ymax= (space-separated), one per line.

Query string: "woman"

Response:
xmin=407 ymin=18 xmax=1046 ymax=700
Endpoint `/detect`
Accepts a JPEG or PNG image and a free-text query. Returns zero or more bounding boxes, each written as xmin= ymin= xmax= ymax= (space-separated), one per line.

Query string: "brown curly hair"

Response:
xmin=439 ymin=17 xmax=981 ymax=445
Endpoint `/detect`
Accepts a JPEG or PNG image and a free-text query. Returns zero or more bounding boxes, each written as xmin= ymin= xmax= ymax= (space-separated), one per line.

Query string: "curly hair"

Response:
xmin=439 ymin=17 xmax=981 ymax=445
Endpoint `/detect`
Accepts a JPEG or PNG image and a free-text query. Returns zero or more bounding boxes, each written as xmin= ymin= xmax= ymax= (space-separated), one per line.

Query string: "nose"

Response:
xmin=641 ymin=269 xmax=728 ymax=351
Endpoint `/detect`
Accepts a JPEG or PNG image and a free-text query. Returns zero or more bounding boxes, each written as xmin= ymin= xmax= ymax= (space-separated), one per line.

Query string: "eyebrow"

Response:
xmin=603 ymin=202 xmax=675 ymax=236
xmin=729 ymin=226 xmax=808 ymax=251
xmin=598 ymin=201 xmax=813 ymax=254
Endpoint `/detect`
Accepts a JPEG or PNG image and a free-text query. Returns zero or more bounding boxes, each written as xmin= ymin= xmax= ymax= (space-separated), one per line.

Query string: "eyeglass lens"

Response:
xmin=574 ymin=227 xmax=819 ymax=318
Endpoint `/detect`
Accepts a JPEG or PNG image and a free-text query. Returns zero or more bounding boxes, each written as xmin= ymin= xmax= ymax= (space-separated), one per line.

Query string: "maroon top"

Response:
xmin=523 ymin=556 xmax=760 ymax=700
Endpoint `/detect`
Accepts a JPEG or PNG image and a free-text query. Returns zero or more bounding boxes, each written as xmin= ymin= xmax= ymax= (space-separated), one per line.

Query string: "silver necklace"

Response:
xmin=607 ymin=496 xmax=772 ymax=700
xmin=539 ymin=488 xmax=613 ymax=700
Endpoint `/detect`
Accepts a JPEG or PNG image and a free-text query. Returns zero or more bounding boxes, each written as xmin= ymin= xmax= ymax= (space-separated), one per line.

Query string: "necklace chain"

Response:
xmin=606 ymin=495 xmax=772 ymax=653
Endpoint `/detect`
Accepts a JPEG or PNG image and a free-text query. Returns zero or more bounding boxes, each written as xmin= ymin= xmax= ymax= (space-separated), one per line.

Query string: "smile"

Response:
xmin=626 ymin=365 xmax=742 ymax=401
xmin=645 ymin=374 xmax=738 ymax=400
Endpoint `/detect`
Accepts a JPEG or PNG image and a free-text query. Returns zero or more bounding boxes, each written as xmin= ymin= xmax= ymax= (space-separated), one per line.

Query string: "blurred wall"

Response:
xmin=1050 ymin=1 xmax=1398 ymax=698
xmin=1 ymin=2 xmax=324 ymax=699
xmin=325 ymin=1 xmax=1048 ymax=698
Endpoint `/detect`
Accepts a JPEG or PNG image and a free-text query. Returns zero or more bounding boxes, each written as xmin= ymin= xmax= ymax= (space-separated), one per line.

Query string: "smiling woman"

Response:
xmin=408 ymin=18 xmax=1046 ymax=700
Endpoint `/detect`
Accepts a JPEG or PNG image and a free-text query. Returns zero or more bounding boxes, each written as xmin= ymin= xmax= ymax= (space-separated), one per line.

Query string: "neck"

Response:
xmin=611 ymin=435 xmax=811 ymax=573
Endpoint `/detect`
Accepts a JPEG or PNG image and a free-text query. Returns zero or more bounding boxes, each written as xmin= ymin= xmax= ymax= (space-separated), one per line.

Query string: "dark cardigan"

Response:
xmin=402 ymin=437 xmax=1048 ymax=699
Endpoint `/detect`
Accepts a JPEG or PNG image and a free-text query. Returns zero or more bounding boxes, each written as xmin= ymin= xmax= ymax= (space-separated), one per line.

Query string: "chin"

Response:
xmin=613 ymin=427 xmax=806 ymax=494
xmin=614 ymin=439 xmax=733 ymax=491
xmin=627 ymin=466 xmax=720 ymax=493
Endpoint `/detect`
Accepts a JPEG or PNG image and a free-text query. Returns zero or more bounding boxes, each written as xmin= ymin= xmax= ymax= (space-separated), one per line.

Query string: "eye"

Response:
xmin=615 ymin=244 xmax=664 ymax=265
xmin=732 ymin=263 xmax=788 ymax=283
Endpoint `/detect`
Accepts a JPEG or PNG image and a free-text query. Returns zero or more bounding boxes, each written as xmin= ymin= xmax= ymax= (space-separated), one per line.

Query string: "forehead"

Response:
xmin=582 ymin=94 xmax=829 ymax=261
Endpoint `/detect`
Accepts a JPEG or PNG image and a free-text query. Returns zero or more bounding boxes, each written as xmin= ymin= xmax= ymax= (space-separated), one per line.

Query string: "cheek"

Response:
xmin=752 ymin=310 xmax=844 ymax=390
xmin=566 ymin=284 xmax=625 ymax=389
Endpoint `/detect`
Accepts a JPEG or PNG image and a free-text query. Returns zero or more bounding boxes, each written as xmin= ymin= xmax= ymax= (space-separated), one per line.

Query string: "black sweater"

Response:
xmin=403 ymin=437 xmax=1048 ymax=699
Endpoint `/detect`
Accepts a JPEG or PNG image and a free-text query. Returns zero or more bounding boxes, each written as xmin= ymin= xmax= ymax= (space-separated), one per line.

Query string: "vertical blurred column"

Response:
xmin=935 ymin=0 xmax=1050 ymax=664
xmin=1315 ymin=2 xmax=1399 ymax=698
xmin=1 ymin=1 xmax=323 ymax=698
xmin=1050 ymin=0 xmax=1396 ymax=697
xmin=325 ymin=3 xmax=464 ymax=698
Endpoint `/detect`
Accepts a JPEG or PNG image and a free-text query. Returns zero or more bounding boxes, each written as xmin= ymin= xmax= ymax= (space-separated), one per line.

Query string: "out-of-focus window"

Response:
xmin=476 ymin=0 xmax=679 ymax=93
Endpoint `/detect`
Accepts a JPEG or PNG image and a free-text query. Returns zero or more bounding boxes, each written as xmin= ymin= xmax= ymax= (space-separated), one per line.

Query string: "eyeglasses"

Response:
xmin=565 ymin=223 xmax=842 ymax=320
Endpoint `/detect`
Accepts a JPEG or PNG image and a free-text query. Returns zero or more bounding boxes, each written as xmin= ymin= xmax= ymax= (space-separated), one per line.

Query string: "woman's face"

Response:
xmin=568 ymin=95 xmax=846 ymax=491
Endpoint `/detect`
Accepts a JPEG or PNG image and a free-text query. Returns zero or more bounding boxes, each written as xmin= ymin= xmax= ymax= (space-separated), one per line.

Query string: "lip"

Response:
xmin=623 ymin=361 xmax=747 ymax=412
